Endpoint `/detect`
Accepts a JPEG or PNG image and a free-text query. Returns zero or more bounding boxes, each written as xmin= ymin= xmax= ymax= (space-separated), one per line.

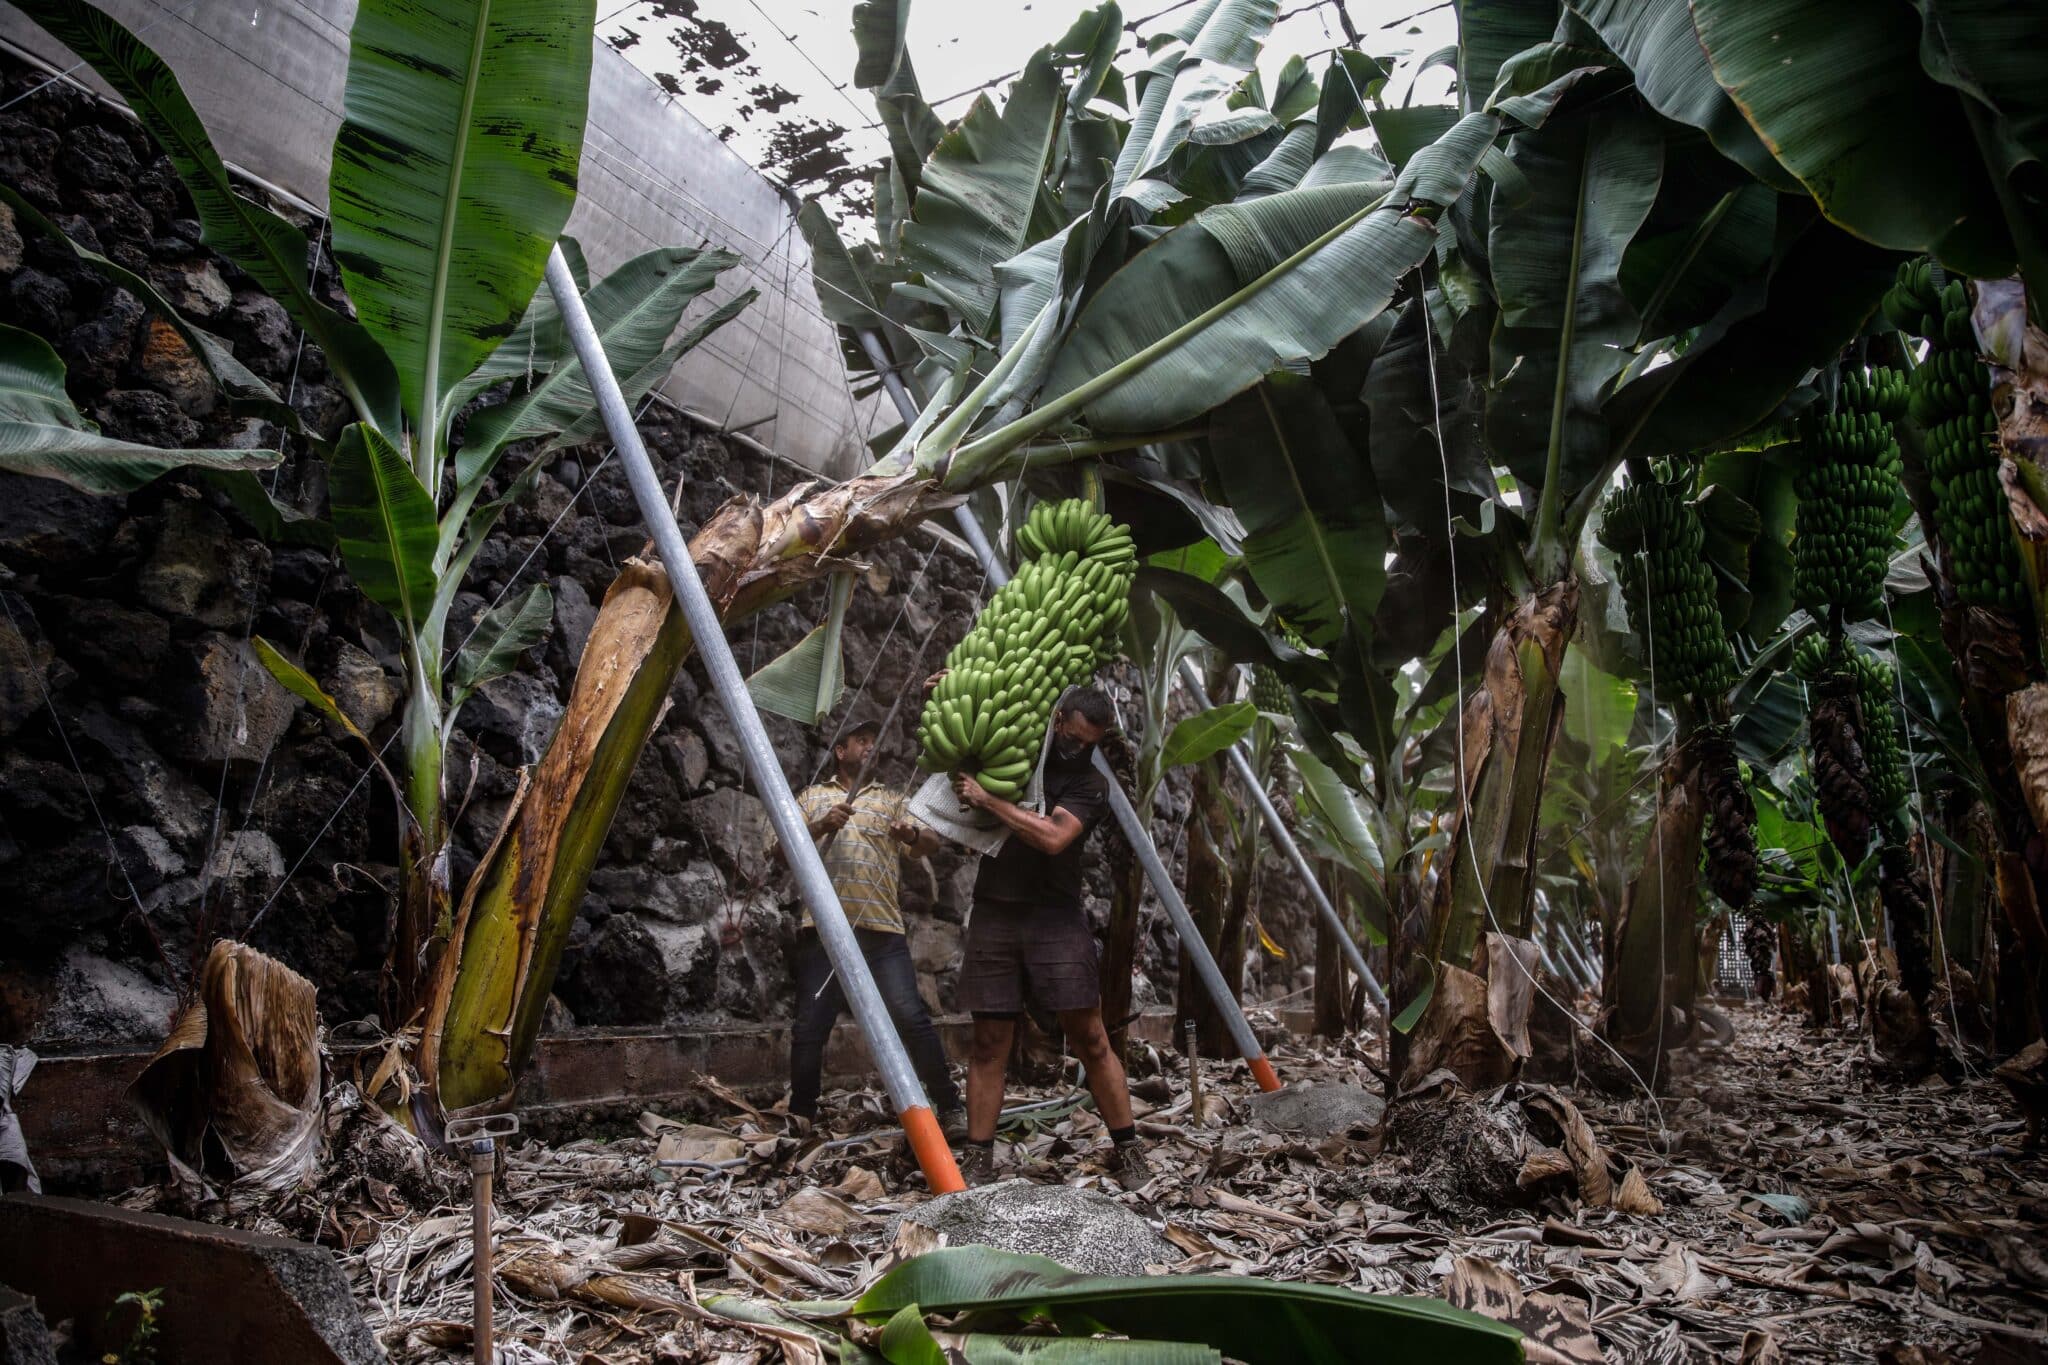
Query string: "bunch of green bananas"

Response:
xmin=1791 ymin=369 xmax=1904 ymax=623
xmin=1901 ymin=271 xmax=2022 ymax=609
xmin=1251 ymin=665 xmax=1291 ymax=716
xmin=916 ymin=499 xmax=1136 ymax=799
xmin=1793 ymin=635 xmax=1908 ymax=819
xmin=1598 ymin=475 xmax=1738 ymax=700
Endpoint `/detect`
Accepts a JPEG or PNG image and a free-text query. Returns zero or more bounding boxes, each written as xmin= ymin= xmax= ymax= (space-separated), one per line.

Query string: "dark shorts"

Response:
xmin=957 ymin=900 xmax=1100 ymax=1015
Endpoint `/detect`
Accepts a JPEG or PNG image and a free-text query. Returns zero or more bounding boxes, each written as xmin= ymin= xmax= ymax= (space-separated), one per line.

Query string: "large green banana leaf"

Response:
xmin=1565 ymin=0 xmax=1794 ymax=190
xmin=331 ymin=0 xmax=593 ymax=443
xmin=902 ymin=48 xmax=1065 ymax=333
xmin=1208 ymin=373 xmax=1385 ymax=649
xmin=0 ymin=326 xmax=280 ymax=494
xmin=9 ymin=0 xmax=401 ymax=433
xmin=1618 ymin=176 xmax=1776 ymax=338
xmin=1160 ymin=701 xmax=1257 ymax=769
xmin=852 ymin=1248 xmax=1524 ymax=1365
xmin=1485 ymin=106 xmax=1662 ymax=544
xmin=1027 ymin=121 xmax=1495 ymax=437
xmin=443 ymin=238 xmax=588 ymax=420
xmin=329 ymin=423 xmax=439 ymax=629
xmin=1690 ymin=0 xmax=2011 ymax=279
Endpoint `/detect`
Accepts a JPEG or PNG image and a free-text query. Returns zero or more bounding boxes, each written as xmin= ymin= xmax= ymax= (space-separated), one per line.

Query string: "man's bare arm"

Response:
xmin=954 ymin=775 xmax=1085 ymax=854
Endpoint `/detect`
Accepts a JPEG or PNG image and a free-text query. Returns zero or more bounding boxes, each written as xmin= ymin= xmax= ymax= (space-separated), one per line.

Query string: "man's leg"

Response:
xmin=1058 ymin=1007 xmax=1134 ymax=1130
xmin=966 ymin=1014 xmax=1017 ymax=1142
xmin=787 ymin=930 xmax=846 ymax=1123
xmin=858 ymin=929 xmax=962 ymax=1115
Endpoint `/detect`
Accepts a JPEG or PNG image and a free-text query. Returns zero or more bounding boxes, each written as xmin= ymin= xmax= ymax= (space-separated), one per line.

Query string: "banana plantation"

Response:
xmin=0 ymin=0 xmax=2045 ymax=1359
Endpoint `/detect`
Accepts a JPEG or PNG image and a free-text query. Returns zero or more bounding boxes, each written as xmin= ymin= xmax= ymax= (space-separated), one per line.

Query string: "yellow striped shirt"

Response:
xmin=793 ymin=780 xmax=914 ymax=934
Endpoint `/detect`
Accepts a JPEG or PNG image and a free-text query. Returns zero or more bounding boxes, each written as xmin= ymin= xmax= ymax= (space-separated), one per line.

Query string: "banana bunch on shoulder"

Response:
xmin=916 ymin=500 xmax=1136 ymax=799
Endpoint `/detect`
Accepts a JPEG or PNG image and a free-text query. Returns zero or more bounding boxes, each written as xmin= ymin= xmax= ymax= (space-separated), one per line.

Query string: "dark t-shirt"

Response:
xmin=972 ymin=749 xmax=1109 ymax=910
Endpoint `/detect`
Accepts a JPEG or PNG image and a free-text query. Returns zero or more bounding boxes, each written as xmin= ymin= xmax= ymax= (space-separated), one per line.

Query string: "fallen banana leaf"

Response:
xmin=851 ymin=1247 xmax=1525 ymax=1364
xmin=127 ymin=940 xmax=322 ymax=1196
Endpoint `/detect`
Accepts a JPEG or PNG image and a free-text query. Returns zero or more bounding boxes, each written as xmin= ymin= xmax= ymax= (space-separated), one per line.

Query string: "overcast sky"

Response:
xmin=603 ymin=0 xmax=1460 ymax=218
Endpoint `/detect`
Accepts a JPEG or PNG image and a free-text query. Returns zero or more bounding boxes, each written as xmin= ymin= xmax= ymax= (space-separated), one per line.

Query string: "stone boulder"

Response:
xmin=166 ymin=633 xmax=295 ymax=770
xmin=894 ymin=1181 xmax=1178 ymax=1277
xmin=1244 ymin=1082 xmax=1386 ymax=1137
xmin=469 ymin=671 xmax=565 ymax=767
xmin=29 ymin=947 xmax=176 ymax=1047
xmin=135 ymin=499 xmax=269 ymax=630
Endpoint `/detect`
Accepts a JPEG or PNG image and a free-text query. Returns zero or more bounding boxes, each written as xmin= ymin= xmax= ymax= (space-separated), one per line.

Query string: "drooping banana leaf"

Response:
xmin=851 ymin=0 xmax=911 ymax=90
xmin=1208 ymin=372 xmax=1386 ymax=649
xmin=1690 ymin=0 xmax=2013 ymax=279
xmin=1485 ymin=105 xmax=1663 ymax=544
xmin=902 ymin=48 xmax=1066 ymax=334
xmin=330 ymin=0 xmax=593 ymax=440
xmin=328 ymin=422 xmax=439 ymax=629
xmin=800 ymin=200 xmax=894 ymax=331
xmin=444 ymin=235 xmax=589 ymax=419
xmin=746 ymin=574 xmax=853 ymax=724
xmin=851 ymin=1247 xmax=1524 ymax=1365
xmin=0 ymin=326 xmax=280 ymax=494
xmin=1565 ymin=0 xmax=1796 ymax=189
xmin=8 ymin=0 xmax=401 ymax=433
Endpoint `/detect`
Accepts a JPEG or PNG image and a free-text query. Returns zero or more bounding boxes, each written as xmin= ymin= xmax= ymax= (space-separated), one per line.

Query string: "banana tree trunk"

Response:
xmin=1404 ymin=582 xmax=1576 ymax=1088
xmin=391 ymin=669 xmax=445 ymax=1028
xmin=422 ymin=472 xmax=947 ymax=1116
xmin=1603 ymin=740 xmax=1704 ymax=1079
xmin=1100 ymin=838 xmax=1146 ymax=1060
xmin=1175 ymin=763 xmax=1237 ymax=1059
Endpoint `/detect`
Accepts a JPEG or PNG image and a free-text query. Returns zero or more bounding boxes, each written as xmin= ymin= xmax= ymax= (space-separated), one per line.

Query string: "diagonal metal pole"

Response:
xmin=1175 ymin=665 xmax=1388 ymax=1013
xmin=551 ymin=256 xmax=963 ymax=1192
xmin=1093 ymin=748 xmax=1282 ymax=1091
xmin=855 ymin=330 xmax=1278 ymax=1087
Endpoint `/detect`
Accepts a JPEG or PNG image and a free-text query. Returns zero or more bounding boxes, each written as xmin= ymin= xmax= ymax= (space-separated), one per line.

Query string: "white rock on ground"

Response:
xmin=892 ymin=1179 xmax=1178 ymax=1277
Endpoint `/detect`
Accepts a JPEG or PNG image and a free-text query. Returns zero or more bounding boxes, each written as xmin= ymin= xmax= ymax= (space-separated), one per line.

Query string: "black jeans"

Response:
xmin=789 ymin=927 xmax=960 ymax=1120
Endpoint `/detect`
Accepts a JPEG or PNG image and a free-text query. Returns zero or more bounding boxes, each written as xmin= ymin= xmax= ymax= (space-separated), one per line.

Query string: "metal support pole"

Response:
xmin=1176 ymin=664 xmax=1387 ymax=1012
xmin=1093 ymin=748 xmax=1281 ymax=1090
xmin=1184 ymin=1018 xmax=1203 ymax=1122
xmin=446 ymin=1113 xmax=516 ymax=1364
xmin=855 ymin=326 xmax=1273 ymax=1087
xmin=549 ymin=253 xmax=963 ymax=1193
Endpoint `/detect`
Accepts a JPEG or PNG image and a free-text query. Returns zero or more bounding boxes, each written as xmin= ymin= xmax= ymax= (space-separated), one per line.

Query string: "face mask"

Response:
xmin=1053 ymin=732 xmax=1089 ymax=762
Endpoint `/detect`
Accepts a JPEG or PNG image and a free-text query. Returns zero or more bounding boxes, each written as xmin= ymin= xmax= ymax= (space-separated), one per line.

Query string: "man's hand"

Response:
xmin=953 ymin=773 xmax=993 ymax=810
xmin=888 ymin=817 xmax=920 ymax=846
xmin=820 ymin=802 xmax=854 ymax=834
xmin=921 ymin=668 xmax=949 ymax=697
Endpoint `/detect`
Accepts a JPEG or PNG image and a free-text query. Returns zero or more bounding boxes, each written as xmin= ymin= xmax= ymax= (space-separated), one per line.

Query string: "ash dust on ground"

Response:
xmin=134 ymin=1004 xmax=2048 ymax=1363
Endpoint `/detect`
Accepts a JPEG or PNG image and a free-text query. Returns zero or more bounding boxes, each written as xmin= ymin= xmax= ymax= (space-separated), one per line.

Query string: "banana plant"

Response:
xmin=13 ymin=0 xmax=754 ymax=1024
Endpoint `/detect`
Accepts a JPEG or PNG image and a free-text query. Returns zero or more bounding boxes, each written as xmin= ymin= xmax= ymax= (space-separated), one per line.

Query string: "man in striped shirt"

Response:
xmin=778 ymin=720 xmax=965 ymax=1136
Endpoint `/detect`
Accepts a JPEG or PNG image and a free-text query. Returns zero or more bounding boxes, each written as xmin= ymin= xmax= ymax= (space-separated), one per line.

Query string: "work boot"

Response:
xmin=1110 ymin=1140 xmax=1153 ymax=1192
xmin=960 ymin=1143 xmax=994 ymax=1186
xmin=939 ymin=1107 xmax=970 ymax=1143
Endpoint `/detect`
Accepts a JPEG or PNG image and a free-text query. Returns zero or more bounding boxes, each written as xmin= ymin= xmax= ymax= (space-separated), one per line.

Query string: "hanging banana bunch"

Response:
xmin=1598 ymin=471 xmax=1740 ymax=703
xmin=1890 ymin=261 xmax=2024 ymax=611
xmin=1793 ymin=635 xmax=1908 ymax=859
xmin=916 ymin=499 xmax=1136 ymax=799
xmin=1694 ymin=722 xmax=1758 ymax=910
xmin=1251 ymin=664 xmax=1291 ymax=716
xmin=1791 ymin=367 xmax=1906 ymax=625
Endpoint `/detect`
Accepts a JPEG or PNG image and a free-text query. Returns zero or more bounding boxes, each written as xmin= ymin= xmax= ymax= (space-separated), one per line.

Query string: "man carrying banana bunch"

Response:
xmin=945 ymin=684 xmax=1153 ymax=1192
